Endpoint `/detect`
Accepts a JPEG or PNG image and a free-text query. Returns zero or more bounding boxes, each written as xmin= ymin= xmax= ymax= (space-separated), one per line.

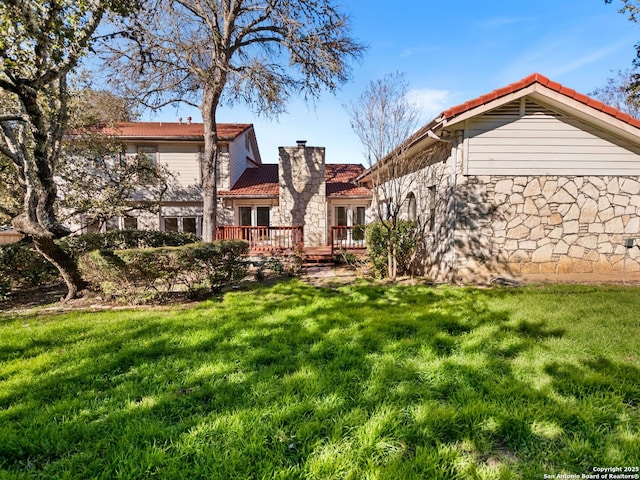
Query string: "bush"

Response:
xmin=0 ymin=242 xmax=60 ymax=289
xmin=79 ymin=240 xmax=249 ymax=303
xmin=60 ymin=230 xmax=197 ymax=259
xmin=365 ymin=221 xmax=417 ymax=278
xmin=0 ymin=277 xmax=10 ymax=302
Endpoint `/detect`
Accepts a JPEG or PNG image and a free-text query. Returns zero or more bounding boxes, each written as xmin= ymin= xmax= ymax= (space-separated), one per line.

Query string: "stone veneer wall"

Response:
xmin=454 ymin=175 xmax=640 ymax=279
xmin=277 ymin=145 xmax=326 ymax=247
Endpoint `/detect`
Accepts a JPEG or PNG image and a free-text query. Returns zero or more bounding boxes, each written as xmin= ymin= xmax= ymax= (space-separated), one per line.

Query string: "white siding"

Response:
xmin=126 ymin=143 xmax=201 ymax=187
xmin=228 ymin=132 xmax=254 ymax=187
xmin=465 ymin=100 xmax=640 ymax=176
xmin=229 ymin=130 xmax=261 ymax=187
xmin=158 ymin=143 xmax=201 ymax=187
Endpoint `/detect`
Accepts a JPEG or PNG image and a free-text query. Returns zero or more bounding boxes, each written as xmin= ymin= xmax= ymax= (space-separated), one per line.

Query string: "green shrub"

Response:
xmin=0 ymin=277 xmax=10 ymax=301
xmin=365 ymin=221 xmax=417 ymax=278
xmin=352 ymin=224 xmax=366 ymax=241
xmin=60 ymin=230 xmax=197 ymax=259
xmin=79 ymin=240 xmax=249 ymax=303
xmin=0 ymin=242 xmax=60 ymax=288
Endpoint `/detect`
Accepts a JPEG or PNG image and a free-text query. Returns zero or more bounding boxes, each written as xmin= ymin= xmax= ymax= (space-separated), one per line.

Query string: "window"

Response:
xmin=256 ymin=207 xmax=270 ymax=226
xmin=162 ymin=216 xmax=201 ymax=236
xmin=239 ymin=207 xmax=252 ymax=226
xmin=238 ymin=206 xmax=270 ymax=227
xmin=105 ymin=217 xmax=120 ymax=232
xmin=355 ymin=207 xmax=366 ymax=226
xmin=136 ymin=145 xmax=158 ymax=184
xmin=164 ymin=217 xmax=179 ymax=232
xmin=406 ymin=193 xmax=417 ymax=221
xmin=334 ymin=205 xmax=366 ymax=242
xmin=335 ymin=206 xmax=347 ymax=227
xmin=123 ymin=216 xmax=138 ymax=230
xmin=183 ymin=217 xmax=197 ymax=234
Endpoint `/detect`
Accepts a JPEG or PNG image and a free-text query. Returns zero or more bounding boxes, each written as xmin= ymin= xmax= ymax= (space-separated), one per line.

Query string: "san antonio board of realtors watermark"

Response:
xmin=543 ymin=467 xmax=639 ymax=479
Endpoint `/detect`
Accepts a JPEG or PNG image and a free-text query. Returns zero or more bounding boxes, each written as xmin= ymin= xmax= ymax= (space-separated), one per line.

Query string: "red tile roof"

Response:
xmin=219 ymin=163 xmax=371 ymax=198
xmin=220 ymin=164 xmax=279 ymax=197
xmin=93 ymin=122 xmax=252 ymax=140
xmin=326 ymin=164 xmax=372 ymax=197
xmin=440 ymin=73 xmax=640 ymax=128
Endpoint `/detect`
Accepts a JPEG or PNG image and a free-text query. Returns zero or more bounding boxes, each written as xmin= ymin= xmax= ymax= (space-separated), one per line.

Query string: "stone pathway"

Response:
xmin=301 ymin=265 xmax=359 ymax=287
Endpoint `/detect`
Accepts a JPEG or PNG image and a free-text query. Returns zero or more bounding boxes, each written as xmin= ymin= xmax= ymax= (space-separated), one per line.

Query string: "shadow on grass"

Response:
xmin=1 ymin=281 xmax=638 ymax=478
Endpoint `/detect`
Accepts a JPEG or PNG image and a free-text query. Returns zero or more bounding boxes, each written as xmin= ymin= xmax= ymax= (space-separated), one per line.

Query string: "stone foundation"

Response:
xmin=455 ymin=175 xmax=640 ymax=279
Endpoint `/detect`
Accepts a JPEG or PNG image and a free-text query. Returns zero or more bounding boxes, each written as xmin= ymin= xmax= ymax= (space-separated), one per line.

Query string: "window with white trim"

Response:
xmin=136 ymin=145 xmax=158 ymax=184
xmin=406 ymin=192 xmax=417 ymax=221
xmin=237 ymin=206 xmax=270 ymax=227
xmin=161 ymin=216 xmax=202 ymax=237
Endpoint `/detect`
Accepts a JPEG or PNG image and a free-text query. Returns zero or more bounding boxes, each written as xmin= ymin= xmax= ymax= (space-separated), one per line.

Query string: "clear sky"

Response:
xmin=147 ymin=0 xmax=640 ymax=166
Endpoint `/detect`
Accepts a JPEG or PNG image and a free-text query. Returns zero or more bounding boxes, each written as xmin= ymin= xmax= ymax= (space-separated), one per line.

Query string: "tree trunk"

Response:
xmin=387 ymin=229 xmax=397 ymax=281
xmin=32 ymin=235 xmax=87 ymax=302
xmin=200 ymin=90 xmax=221 ymax=242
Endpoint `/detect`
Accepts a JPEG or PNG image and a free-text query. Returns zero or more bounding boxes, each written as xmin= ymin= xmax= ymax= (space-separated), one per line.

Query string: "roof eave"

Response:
xmin=328 ymin=194 xmax=372 ymax=199
xmin=218 ymin=193 xmax=278 ymax=198
xmin=441 ymin=83 xmax=640 ymax=144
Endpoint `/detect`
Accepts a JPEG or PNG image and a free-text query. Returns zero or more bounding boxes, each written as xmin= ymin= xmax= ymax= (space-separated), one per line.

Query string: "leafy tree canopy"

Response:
xmin=0 ymin=0 xmax=139 ymax=300
xmin=101 ymin=0 xmax=365 ymax=241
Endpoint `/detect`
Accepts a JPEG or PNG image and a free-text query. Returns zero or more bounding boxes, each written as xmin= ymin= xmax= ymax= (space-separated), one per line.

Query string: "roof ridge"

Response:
xmin=440 ymin=73 xmax=640 ymax=129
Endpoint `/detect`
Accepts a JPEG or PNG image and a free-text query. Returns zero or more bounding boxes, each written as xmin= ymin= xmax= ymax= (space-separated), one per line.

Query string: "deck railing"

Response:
xmin=215 ymin=226 xmax=304 ymax=252
xmin=330 ymin=226 xmax=367 ymax=256
xmin=0 ymin=232 xmax=24 ymax=245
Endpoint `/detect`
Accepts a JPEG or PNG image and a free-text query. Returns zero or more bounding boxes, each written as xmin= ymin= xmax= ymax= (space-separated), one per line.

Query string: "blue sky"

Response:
xmin=148 ymin=0 xmax=640 ymax=166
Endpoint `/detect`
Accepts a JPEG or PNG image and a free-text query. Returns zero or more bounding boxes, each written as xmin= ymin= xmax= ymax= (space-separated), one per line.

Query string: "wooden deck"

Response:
xmin=302 ymin=247 xmax=334 ymax=265
xmin=217 ymin=225 xmax=366 ymax=266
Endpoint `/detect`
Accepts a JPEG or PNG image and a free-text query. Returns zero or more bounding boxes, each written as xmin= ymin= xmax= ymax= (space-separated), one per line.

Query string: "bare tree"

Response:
xmin=590 ymin=68 xmax=640 ymax=118
xmin=605 ymin=0 xmax=640 ymax=101
xmin=58 ymin=130 xmax=173 ymax=231
xmin=57 ymin=79 xmax=172 ymax=231
xmin=345 ymin=72 xmax=422 ymax=279
xmin=101 ymin=0 xmax=365 ymax=241
xmin=0 ymin=0 xmax=137 ymax=300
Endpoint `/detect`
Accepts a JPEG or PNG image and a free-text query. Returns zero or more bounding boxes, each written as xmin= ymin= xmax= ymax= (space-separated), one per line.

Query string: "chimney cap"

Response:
xmin=296 ymin=140 xmax=307 ymax=147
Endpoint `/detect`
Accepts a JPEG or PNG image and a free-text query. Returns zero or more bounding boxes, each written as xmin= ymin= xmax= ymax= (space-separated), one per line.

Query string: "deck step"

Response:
xmin=303 ymin=253 xmax=335 ymax=266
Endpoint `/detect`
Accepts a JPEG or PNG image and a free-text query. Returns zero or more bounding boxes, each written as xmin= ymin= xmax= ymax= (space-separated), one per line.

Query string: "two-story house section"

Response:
xmin=77 ymin=120 xmax=261 ymax=237
xmin=71 ymin=121 xmax=372 ymax=251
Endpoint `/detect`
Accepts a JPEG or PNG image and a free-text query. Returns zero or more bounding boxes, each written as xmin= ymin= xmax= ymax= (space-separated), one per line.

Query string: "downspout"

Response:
xmin=450 ymin=130 xmax=464 ymax=283
xmin=426 ymin=129 xmax=457 ymax=281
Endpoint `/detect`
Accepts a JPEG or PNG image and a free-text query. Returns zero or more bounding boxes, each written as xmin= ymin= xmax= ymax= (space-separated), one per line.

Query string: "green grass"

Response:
xmin=0 ymin=281 xmax=639 ymax=479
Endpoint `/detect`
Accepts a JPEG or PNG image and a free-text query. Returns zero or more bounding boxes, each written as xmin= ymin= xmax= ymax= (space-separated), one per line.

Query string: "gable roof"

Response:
xmin=360 ymin=73 xmax=640 ymax=183
xmin=219 ymin=163 xmax=371 ymax=198
xmin=221 ymin=164 xmax=280 ymax=197
xmin=92 ymin=122 xmax=253 ymax=141
xmin=440 ymin=73 xmax=640 ymax=128
xmin=325 ymin=164 xmax=371 ymax=197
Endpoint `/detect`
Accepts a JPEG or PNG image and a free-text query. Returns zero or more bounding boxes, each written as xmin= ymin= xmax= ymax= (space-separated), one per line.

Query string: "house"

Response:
xmin=71 ymin=121 xmax=371 ymax=250
xmin=0 ymin=227 xmax=23 ymax=246
xmin=218 ymin=142 xmax=371 ymax=249
xmin=359 ymin=73 xmax=640 ymax=282
xmin=70 ymin=120 xmax=260 ymax=237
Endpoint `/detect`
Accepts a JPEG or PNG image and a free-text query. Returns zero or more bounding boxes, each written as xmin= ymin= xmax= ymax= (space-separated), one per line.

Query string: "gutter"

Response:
xmin=356 ymin=116 xmax=448 ymax=183
xmin=217 ymin=194 xmax=278 ymax=199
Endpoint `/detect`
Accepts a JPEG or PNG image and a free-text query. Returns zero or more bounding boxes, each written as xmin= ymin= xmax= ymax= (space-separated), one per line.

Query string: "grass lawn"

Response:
xmin=0 ymin=281 xmax=639 ymax=479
